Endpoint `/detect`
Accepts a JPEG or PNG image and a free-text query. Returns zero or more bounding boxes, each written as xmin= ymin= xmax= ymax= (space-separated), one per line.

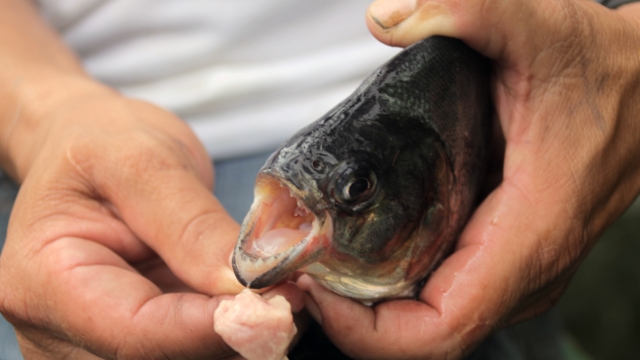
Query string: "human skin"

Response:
xmin=298 ymin=0 xmax=640 ymax=359
xmin=0 ymin=0 xmax=305 ymax=358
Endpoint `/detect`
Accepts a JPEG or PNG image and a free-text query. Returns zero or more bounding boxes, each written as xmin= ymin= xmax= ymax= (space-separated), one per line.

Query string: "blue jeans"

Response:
xmin=0 ymin=151 xmax=568 ymax=360
xmin=0 ymin=171 xmax=21 ymax=360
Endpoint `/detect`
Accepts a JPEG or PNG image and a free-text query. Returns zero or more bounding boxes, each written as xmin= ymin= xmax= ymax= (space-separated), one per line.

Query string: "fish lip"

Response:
xmin=232 ymin=174 xmax=332 ymax=289
xmin=232 ymin=237 xmax=306 ymax=288
xmin=232 ymin=224 xmax=324 ymax=289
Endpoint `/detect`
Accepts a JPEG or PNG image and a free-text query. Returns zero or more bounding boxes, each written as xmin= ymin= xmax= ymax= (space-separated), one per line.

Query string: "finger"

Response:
xmin=134 ymin=257 xmax=195 ymax=293
xmin=297 ymin=275 xmax=375 ymax=358
xmin=60 ymin=101 xmax=244 ymax=295
xmin=298 ymin=275 xmax=455 ymax=360
xmin=365 ymin=0 xmax=587 ymax=60
xmin=18 ymin=236 xmax=237 ymax=359
xmin=263 ymin=282 xmax=306 ymax=313
xmin=366 ymin=0 xmax=457 ymax=47
xmin=420 ymin=178 xmax=589 ymax=344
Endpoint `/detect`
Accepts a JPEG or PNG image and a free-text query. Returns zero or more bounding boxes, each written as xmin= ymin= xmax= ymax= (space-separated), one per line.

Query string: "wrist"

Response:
xmin=0 ymin=0 xmax=137 ymax=183
xmin=3 ymin=74 xmax=213 ymax=189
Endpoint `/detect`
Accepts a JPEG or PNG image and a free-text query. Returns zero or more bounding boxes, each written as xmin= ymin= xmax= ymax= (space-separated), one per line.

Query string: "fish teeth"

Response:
xmin=286 ymin=188 xmax=310 ymax=215
xmin=237 ymin=246 xmax=292 ymax=272
xmin=234 ymin=234 xmax=308 ymax=285
xmin=294 ymin=206 xmax=308 ymax=217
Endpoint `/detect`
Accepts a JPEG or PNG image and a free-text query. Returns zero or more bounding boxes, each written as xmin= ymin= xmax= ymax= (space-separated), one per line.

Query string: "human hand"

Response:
xmin=0 ymin=86 xmax=307 ymax=358
xmin=298 ymin=0 xmax=640 ymax=358
xmin=0 ymin=82 xmax=260 ymax=358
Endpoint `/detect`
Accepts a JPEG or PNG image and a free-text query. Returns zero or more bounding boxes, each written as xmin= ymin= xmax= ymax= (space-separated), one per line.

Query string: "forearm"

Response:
xmin=0 ymin=0 xmax=114 ymax=181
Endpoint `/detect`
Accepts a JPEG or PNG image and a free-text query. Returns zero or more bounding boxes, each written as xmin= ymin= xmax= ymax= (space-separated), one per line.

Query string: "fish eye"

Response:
xmin=333 ymin=166 xmax=377 ymax=207
xmin=344 ymin=177 xmax=371 ymax=200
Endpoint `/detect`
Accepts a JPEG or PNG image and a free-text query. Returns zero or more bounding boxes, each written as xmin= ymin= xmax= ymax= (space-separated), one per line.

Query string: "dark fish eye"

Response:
xmin=344 ymin=178 xmax=371 ymax=200
xmin=332 ymin=165 xmax=377 ymax=208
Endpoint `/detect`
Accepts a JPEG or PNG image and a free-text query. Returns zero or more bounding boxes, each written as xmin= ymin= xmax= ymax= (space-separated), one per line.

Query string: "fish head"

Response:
xmin=233 ymin=115 xmax=455 ymax=302
xmin=232 ymin=36 xmax=489 ymax=302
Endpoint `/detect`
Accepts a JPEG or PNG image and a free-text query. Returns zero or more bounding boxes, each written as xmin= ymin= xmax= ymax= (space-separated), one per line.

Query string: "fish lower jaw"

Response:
xmin=233 ymin=213 xmax=333 ymax=288
xmin=234 ymin=234 xmax=306 ymax=287
xmin=310 ymin=274 xmax=419 ymax=304
xmin=234 ymin=249 xmax=293 ymax=286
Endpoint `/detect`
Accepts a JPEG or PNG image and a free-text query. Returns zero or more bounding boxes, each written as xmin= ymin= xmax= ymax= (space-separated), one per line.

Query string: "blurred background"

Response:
xmin=559 ymin=196 xmax=640 ymax=359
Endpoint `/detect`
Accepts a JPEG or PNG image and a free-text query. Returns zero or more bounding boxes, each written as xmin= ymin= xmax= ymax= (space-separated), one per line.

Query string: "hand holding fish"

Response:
xmin=298 ymin=0 xmax=640 ymax=358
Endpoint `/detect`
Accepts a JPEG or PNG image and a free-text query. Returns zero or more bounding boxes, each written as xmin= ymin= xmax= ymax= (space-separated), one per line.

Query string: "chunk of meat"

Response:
xmin=214 ymin=289 xmax=297 ymax=360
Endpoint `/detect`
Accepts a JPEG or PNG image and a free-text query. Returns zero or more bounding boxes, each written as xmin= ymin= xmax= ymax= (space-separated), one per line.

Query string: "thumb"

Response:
xmin=366 ymin=0 xmax=576 ymax=58
xmin=61 ymin=100 xmax=245 ymax=296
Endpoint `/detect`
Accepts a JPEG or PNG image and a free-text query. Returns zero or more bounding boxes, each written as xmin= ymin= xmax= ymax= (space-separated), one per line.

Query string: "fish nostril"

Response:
xmin=310 ymin=158 xmax=329 ymax=174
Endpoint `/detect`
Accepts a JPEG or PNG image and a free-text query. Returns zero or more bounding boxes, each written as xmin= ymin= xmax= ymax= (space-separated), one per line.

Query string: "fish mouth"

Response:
xmin=232 ymin=174 xmax=333 ymax=289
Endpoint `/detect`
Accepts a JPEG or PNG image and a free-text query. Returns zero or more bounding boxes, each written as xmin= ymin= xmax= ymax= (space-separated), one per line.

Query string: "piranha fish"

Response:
xmin=232 ymin=36 xmax=491 ymax=303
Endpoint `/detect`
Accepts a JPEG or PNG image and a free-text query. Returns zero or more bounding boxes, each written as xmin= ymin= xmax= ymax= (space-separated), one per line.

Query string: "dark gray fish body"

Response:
xmin=233 ymin=36 xmax=490 ymax=302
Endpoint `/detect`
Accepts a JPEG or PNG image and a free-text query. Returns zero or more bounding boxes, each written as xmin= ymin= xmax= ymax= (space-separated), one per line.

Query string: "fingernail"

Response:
xmin=304 ymin=295 xmax=323 ymax=325
xmin=369 ymin=0 xmax=417 ymax=29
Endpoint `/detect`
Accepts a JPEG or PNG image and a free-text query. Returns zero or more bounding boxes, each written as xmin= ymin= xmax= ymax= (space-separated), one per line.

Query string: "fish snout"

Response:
xmin=232 ymin=175 xmax=333 ymax=288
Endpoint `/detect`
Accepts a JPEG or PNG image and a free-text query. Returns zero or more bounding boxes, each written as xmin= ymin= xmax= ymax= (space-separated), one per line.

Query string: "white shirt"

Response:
xmin=36 ymin=0 xmax=400 ymax=158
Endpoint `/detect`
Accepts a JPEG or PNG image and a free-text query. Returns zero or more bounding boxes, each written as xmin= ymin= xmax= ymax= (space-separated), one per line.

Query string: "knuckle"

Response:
xmin=66 ymin=129 xmax=199 ymax=198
